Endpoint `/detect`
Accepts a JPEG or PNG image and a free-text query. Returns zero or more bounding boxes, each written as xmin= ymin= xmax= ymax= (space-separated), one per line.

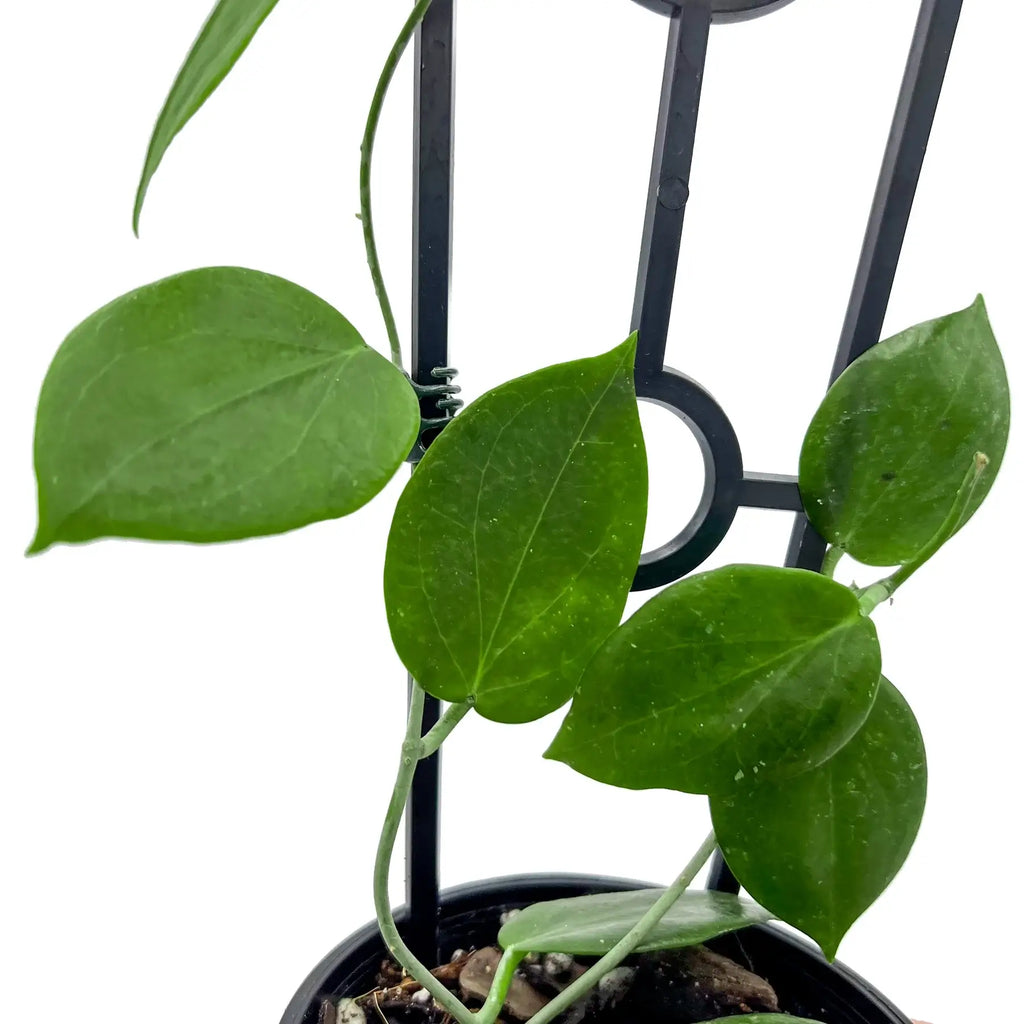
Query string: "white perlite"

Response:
xmin=335 ymin=998 xmax=367 ymax=1024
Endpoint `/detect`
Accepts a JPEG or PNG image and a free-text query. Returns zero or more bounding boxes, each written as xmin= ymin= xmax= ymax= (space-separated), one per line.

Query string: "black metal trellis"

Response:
xmin=402 ymin=0 xmax=965 ymax=959
xmin=405 ymin=0 xmax=457 ymax=965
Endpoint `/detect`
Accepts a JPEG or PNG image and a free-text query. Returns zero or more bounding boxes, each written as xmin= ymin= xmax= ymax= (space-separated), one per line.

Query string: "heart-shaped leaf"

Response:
xmin=498 ymin=890 xmax=772 ymax=956
xmin=710 ymin=677 xmax=926 ymax=960
xmin=546 ymin=565 xmax=881 ymax=794
xmin=384 ymin=337 xmax=647 ymax=724
xmin=799 ymin=296 xmax=1009 ymax=566
xmin=30 ymin=266 xmax=418 ymax=552
xmin=134 ymin=0 xmax=282 ymax=232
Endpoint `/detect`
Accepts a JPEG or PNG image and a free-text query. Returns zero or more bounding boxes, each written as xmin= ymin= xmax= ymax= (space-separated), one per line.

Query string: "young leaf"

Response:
xmin=497 ymin=890 xmax=772 ymax=956
xmin=30 ymin=267 xmax=418 ymax=553
xmin=546 ymin=565 xmax=881 ymax=794
xmin=383 ymin=337 xmax=647 ymax=724
xmin=799 ymin=297 xmax=1010 ymax=566
xmin=134 ymin=0 xmax=282 ymax=232
xmin=710 ymin=677 xmax=926 ymax=961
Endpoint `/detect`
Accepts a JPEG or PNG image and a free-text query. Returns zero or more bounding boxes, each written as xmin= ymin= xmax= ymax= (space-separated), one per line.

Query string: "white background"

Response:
xmin=1 ymin=1 xmax=1021 ymax=1023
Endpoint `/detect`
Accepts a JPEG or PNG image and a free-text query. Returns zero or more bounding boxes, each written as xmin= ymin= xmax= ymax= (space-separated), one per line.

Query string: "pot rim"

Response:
xmin=280 ymin=872 xmax=910 ymax=1024
xmin=630 ymin=0 xmax=799 ymax=24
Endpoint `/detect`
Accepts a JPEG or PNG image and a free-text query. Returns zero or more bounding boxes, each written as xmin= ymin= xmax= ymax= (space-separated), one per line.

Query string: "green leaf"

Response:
xmin=497 ymin=890 xmax=772 ymax=956
xmin=383 ymin=337 xmax=647 ymax=724
xmin=701 ymin=1017 xmax=824 ymax=1024
xmin=799 ymin=296 xmax=1010 ymax=566
xmin=710 ymin=677 xmax=926 ymax=961
xmin=546 ymin=565 xmax=881 ymax=794
xmin=30 ymin=266 xmax=418 ymax=553
xmin=134 ymin=0 xmax=282 ymax=232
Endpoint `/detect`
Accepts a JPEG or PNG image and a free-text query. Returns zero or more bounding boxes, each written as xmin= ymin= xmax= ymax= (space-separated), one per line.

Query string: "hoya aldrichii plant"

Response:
xmin=28 ymin=4 xmax=1011 ymax=1024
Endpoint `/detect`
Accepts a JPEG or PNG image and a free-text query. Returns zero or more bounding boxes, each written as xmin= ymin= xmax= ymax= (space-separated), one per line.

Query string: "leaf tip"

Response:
xmin=26 ymin=529 xmax=51 ymax=557
xmin=813 ymin=926 xmax=845 ymax=964
xmin=967 ymin=293 xmax=995 ymax=333
xmin=131 ymin=181 xmax=147 ymax=237
xmin=133 ymin=148 xmax=161 ymax=236
xmin=541 ymin=738 xmax=564 ymax=764
xmin=618 ymin=331 xmax=639 ymax=364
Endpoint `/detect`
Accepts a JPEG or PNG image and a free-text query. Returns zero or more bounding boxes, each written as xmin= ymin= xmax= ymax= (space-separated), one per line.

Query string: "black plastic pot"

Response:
xmin=279 ymin=874 xmax=911 ymax=1024
xmin=630 ymin=0 xmax=799 ymax=23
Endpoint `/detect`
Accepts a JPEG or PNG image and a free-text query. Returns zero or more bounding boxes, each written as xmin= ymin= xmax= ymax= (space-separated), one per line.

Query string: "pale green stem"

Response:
xmin=522 ymin=831 xmax=720 ymax=1024
xmin=361 ymin=0 xmax=434 ymax=369
xmin=474 ymin=947 xmax=527 ymax=1024
xmin=859 ymin=452 xmax=989 ymax=615
xmin=820 ymin=544 xmax=843 ymax=580
xmin=420 ymin=700 xmax=473 ymax=759
xmin=373 ymin=683 xmax=476 ymax=1024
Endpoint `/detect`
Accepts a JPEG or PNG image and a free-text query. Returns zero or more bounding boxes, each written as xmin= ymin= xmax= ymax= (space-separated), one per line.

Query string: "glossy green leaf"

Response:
xmin=30 ymin=267 xmax=418 ymax=552
xmin=134 ymin=0 xmax=282 ymax=232
xmin=498 ymin=889 xmax=772 ymax=956
xmin=710 ymin=677 xmax=926 ymax=960
xmin=546 ymin=566 xmax=881 ymax=794
xmin=799 ymin=296 xmax=1010 ymax=566
xmin=383 ymin=337 xmax=647 ymax=724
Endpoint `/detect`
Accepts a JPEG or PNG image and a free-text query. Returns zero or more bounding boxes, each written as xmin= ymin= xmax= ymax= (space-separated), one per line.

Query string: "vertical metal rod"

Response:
xmin=405 ymin=675 xmax=441 ymax=960
xmin=706 ymin=854 xmax=740 ymax=894
xmin=406 ymin=0 xmax=456 ymax=964
xmin=708 ymin=0 xmax=965 ymax=895
xmin=631 ymin=0 xmax=713 ymax=380
xmin=830 ymin=0 xmax=965 ymax=382
xmin=785 ymin=0 xmax=964 ymax=573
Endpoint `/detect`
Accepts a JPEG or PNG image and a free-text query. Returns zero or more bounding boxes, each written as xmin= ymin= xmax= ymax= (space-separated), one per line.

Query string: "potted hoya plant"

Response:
xmin=24 ymin=2 xmax=1013 ymax=1024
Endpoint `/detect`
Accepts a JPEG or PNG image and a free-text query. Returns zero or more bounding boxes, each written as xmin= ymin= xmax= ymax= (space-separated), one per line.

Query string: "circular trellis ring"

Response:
xmin=633 ymin=369 xmax=743 ymax=591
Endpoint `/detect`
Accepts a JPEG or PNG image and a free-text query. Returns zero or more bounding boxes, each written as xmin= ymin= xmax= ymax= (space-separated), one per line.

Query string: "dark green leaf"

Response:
xmin=497 ymin=890 xmax=772 ymax=956
xmin=134 ymin=0 xmax=281 ymax=232
xmin=383 ymin=337 xmax=647 ymax=724
xmin=799 ymin=296 xmax=1010 ymax=566
xmin=30 ymin=266 xmax=418 ymax=552
xmin=710 ymin=677 xmax=926 ymax=960
xmin=546 ymin=566 xmax=880 ymax=794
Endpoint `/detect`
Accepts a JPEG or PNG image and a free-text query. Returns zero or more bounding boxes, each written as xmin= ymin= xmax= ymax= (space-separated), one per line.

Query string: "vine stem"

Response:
xmin=420 ymin=700 xmax=473 ymax=758
xmin=820 ymin=544 xmax=843 ymax=580
xmin=475 ymin=947 xmax=527 ymax=1024
xmin=373 ymin=683 xmax=477 ymax=1024
xmin=376 ymin=691 xmax=718 ymax=1024
xmin=521 ymin=831 xmax=720 ymax=1024
xmin=374 ymin=688 xmax=717 ymax=1024
xmin=361 ymin=0 xmax=434 ymax=370
xmin=858 ymin=452 xmax=989 ymax=615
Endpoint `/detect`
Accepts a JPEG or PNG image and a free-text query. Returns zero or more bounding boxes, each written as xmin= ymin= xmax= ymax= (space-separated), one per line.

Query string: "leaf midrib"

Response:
xmin=54 ymin=325 xmax=346 ymax=458
xmin=843 ymin=344 xmax=977 ymax=550
xmin=473 ymin=355 xmax=628 ymax=687
xmin=577 ymin=613 xmax=863 ymax=766
xmin=47 ymin=349 xmax=356 ymax=538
